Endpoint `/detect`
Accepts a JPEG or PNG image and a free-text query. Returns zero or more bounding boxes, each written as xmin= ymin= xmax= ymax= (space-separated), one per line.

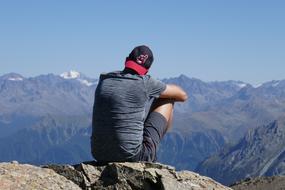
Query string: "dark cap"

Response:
xmin=125 ymin=45 xmax=154 ymax=75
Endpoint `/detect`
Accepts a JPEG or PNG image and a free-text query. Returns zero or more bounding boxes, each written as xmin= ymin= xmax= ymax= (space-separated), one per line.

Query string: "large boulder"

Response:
xmin=0 ymin=161 xmax=80 ymax=189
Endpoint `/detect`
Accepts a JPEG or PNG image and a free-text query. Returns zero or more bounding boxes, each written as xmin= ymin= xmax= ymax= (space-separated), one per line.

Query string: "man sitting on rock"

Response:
xmin=91 ymin=45 xmax=188 ymax=162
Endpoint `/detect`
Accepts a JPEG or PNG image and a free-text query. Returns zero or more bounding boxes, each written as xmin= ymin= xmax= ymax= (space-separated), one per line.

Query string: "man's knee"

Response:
xmin=151 ymin=98 xmax=174 ymax=122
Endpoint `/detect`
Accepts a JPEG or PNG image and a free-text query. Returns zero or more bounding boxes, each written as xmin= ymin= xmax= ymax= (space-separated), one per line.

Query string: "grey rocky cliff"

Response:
xmin=0 ymin=161 xmax=231 ymax=190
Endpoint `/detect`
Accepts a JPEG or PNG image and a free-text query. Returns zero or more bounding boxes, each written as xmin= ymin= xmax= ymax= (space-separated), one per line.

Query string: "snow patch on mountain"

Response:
xmin=253 ymin=83 xmax=263 ymax=88
xmin=78 ymin=79 xmax=94 ymax=86
xmin=228 ymin=81 xmax=248 ymax=89
xmin=256 ymin=80 xmax=283 ymax=89
xmin=8 ymin=77 xmax=23 ymax=81
xmin=272 ymin=81 xmax=280 ymax=87
xmin=237 ymin=83 xmax=247 ymax=88
xmin=1 ymin=73 xmax=25 ymax=82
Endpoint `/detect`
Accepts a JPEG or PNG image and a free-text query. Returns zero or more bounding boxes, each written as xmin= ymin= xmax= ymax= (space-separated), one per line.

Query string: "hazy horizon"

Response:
xmin=1 ymin=70 xmax=284 ymax=86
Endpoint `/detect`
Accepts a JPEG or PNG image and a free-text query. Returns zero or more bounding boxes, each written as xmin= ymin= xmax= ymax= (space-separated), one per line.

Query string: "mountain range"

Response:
xmin=1 ymin=71 xmax=285 ymax=185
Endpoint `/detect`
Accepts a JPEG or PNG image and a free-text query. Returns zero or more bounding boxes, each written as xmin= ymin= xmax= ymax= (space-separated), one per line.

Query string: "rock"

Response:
xmin=0 ymin=161 xmax=231 ymax=190
xmin=230 ymin=176 xmax=285 ymax=190
xmin=0 ymin=162 xmax=80 ymax=190
xmin=47 ymin=162 xmax=232 ymax=190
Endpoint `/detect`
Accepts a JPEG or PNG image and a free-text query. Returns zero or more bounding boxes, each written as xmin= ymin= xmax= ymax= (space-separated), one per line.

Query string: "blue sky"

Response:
xmin=0 ymin=0 xmax=284 ymax=84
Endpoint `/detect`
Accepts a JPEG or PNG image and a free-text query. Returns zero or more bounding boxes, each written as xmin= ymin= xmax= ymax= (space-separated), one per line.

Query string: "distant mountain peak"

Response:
xmin=178 ymin=74 xmax=190 ymax=79
xmin=60 ymin=70 xmax=81 ymax=79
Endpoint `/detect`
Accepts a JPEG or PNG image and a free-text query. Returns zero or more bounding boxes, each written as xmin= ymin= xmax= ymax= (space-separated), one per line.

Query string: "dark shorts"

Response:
xmin=136 ymin=111 xmax=168 ymax=162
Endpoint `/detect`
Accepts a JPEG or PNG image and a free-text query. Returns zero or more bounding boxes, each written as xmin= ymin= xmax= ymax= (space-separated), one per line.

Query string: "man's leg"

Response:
xmin=138 ymin=98 xmax=174 ymax=162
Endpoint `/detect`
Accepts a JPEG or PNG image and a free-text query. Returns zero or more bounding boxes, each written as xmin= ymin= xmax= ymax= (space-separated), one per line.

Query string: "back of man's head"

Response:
xmin=125 ymin=45 xmax=154 ymax=75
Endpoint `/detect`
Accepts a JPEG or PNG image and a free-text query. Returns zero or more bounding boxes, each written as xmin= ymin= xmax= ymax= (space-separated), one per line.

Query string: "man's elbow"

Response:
xmin=179 ymin=92 xmax=188 ymax=102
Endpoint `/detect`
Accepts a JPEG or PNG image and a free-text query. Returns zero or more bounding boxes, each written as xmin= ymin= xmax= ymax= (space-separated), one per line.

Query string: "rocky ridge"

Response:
xmin=0 ymin=161 xmax=231 ymax=190
xmin=230 ymin=176 xmax=285 ymax=190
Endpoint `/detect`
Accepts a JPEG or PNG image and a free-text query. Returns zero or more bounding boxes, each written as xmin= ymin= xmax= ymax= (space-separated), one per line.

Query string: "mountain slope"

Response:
xmin=0 ymin=115 xmax=92 ymax=164
xmin=158 ymin=128 xmax=225 ymax=170
xmin=196 ymin=117 xmax=285 ymax=185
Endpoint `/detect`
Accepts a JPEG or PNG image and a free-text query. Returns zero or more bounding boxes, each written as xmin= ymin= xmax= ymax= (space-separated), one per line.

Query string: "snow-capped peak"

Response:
xmin=59 ymin=70 xmax=97 ymax=86
xmin=60 ymin=70 xmax=81 ymax=79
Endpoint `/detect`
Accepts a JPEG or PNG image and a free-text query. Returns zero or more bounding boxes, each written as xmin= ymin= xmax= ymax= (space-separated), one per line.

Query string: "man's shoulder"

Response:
xmin=143 ymin=75 xmax=165 ymax=83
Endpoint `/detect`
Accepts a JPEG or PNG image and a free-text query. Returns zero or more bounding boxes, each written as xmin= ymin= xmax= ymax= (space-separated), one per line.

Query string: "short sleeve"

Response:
xmin=144 ymin=76 xmax=167 ymax=98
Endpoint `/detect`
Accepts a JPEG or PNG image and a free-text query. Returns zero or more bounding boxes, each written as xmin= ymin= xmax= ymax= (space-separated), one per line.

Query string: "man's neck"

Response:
xmin=122 ymin=68 xmax=139 ymax=75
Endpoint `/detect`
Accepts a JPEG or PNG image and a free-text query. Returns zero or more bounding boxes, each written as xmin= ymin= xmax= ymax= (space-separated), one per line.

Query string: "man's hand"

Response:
xmin=159 ymin=84 xmax=188 ymax=102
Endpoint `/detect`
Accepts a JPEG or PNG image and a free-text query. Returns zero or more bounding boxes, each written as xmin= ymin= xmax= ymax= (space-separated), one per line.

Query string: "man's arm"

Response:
xmin=159 ymin=84 xmax=188 ymax=102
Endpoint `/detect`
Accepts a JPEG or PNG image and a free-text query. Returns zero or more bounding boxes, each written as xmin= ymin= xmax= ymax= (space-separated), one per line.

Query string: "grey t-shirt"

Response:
xmin=91 ymin=71 xmax=166 ymax=162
